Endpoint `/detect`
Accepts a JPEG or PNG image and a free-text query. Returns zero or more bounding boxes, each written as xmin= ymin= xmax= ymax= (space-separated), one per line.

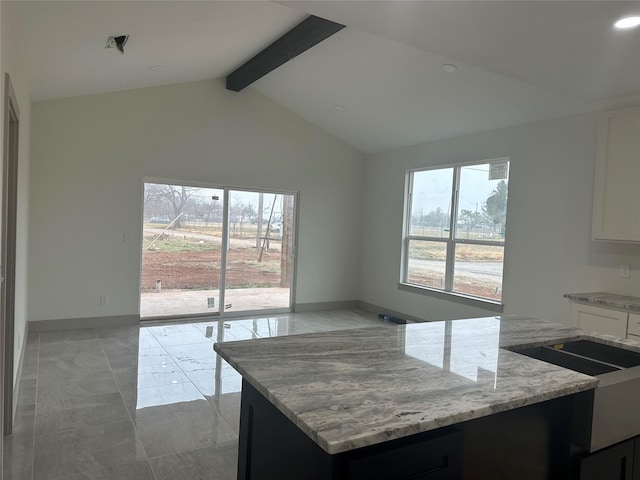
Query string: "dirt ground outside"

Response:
xmin=140 ymin=228 xmax=291 ymax=316
xmin=141 ymin=248 xmax=283 ymax=291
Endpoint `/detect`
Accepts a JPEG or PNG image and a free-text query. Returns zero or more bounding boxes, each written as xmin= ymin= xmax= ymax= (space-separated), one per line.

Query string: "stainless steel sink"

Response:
xmin=513 ymin=340 xmax=640 ymax=452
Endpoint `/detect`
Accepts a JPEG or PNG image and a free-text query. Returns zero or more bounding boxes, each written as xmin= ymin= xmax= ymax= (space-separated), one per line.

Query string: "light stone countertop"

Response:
xmin=214 ymin=315 xmax=640 ymax=455
xmin=564 ymin=292 xmax=640 ymax=313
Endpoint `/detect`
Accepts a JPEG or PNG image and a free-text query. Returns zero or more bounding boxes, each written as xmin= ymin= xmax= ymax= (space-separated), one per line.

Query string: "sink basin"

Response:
xmin=514 ymin=340 xmax=640 ymax=376
xmin=512 ymin=339 xmax=640 ymax=452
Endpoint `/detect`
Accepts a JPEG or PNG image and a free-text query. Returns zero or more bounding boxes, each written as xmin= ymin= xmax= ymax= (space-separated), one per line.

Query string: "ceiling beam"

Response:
xmin=226 ymin=15 xmax=345 ymax=92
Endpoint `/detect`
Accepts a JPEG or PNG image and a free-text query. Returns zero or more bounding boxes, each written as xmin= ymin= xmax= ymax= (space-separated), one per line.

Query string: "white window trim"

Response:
xmin=400 ymin=159 xmax=509 ymax=309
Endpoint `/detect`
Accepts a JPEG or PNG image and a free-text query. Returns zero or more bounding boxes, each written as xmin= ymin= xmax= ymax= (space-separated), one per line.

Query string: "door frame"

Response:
xmin=139 ymin=179 xmax=298 ymax=321
xmin=2 ymin=72 xmax=20 ymax=438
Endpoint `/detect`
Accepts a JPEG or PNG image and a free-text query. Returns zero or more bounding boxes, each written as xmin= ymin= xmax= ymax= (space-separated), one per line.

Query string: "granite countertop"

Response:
xmin=564 ymin=292 xmax=640 ymax=313
xmin=214 ymin=316 xmax=640 ymax=455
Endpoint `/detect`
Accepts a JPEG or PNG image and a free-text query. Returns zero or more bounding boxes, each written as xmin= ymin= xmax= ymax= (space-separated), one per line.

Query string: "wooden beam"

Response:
xmin=226 ymin=15 xmax=345 ymax=92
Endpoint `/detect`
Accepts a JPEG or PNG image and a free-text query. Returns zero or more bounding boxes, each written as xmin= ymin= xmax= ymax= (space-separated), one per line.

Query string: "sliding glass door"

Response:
xmin=140 ymin=182 xmax=295 ymax=319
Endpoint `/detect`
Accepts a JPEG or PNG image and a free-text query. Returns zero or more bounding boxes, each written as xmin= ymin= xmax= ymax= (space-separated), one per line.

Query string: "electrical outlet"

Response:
xmin=123 ymin=233 xmax=131 ymax=244
xmin=620 ymin=265 xmax=630 ymax=278
xmin=99 ymin=295 xmax=110 ymax=306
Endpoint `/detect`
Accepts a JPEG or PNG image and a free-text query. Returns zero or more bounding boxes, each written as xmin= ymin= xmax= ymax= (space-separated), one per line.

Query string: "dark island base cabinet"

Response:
xmin=238 ymin=380 xmax=462 ymax=480
xmin=237 ymin=380 xmax=585 ymax=480
xmin=579 ymin=438 xmax=640 ymax=480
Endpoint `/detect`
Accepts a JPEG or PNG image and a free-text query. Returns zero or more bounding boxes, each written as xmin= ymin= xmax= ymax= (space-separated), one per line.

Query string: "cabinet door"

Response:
xmin=571 ymin=303 xmax=628 ymax=338
xmin=628 ymin=313 xmax=640 ymax=337
xmin=580 ymin=440 xmax=634 ymax=480
xmin=346 ymin=429 xmax=463 ymax=480
xmin=634 ymin=438 xmax=640 ymax=480
xmin=592 ymin=106 xmax=640 ymax=242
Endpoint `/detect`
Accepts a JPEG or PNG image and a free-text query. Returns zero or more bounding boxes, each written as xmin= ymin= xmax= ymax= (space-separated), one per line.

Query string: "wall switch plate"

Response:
xmin=620 ymin=265 xmax=630 ymax=278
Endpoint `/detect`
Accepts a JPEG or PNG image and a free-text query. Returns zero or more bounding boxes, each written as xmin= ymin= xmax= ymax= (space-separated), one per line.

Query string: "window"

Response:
xmin=402 ymin=160 xmax=510 ymax=303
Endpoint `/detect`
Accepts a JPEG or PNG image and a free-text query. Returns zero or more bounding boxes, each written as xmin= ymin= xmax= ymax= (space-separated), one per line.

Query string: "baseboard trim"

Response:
xmin=357 ymin=301 xmax=427 ymax=323
xmin=28 ymin=314 xmax=140 ymax=332
xmin=293 ymin=300 xmax=358 ymax=313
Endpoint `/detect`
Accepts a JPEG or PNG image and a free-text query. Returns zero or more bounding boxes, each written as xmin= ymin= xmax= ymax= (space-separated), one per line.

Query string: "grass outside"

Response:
xmin=146 ymin=222 xmax=281 ymax=241
xmin=409 ymin=241 xmax=504 ymax=262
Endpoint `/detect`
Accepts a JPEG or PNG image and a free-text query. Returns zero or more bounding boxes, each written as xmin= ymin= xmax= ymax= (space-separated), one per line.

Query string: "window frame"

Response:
xmin=400 ymin=159 xmax=510 ymax=308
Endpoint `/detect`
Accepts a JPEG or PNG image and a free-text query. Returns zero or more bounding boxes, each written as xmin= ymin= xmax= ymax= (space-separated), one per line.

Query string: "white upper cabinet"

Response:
xmin=592 ymin=106 xmax=640 ymax=242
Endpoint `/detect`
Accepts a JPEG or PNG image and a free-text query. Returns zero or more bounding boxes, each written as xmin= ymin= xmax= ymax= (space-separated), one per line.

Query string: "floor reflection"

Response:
xmin=3 ymin=310 xmax=383 ymax=480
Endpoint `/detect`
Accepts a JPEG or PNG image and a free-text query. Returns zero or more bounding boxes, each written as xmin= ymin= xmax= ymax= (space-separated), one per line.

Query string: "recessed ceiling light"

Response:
xmin=147 ymin=65 xmax=162 ymax=71
xmin=441 ymin=64 xmax=459 ymax=73
xmin=333 ymin=104 xmax=346 ymax=112
xmin=614 ymin=16 xmax=640 ymax=29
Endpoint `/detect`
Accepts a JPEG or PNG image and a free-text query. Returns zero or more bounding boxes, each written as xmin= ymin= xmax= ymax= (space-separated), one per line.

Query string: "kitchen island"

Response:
xmin=214 ymin=316 xmax=632 ymax=479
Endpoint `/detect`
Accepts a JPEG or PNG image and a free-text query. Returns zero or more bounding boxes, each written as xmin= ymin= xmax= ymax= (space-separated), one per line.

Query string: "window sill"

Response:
xmin=398 ymin=282 xmax=504 ymax=313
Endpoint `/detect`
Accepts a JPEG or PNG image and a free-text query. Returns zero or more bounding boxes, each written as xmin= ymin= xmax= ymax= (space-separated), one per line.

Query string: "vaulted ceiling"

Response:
xmin=17 ymin=1 xmax=640 ymax=153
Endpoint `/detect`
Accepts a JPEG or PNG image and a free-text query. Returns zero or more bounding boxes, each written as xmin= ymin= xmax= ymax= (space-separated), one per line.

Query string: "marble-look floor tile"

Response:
xmin=39 ymin=329 xmax=97 ymax=343
xmin=208 ymin=392 xmax=241 ymax=434
xmin=37 ymin=371 xmax=119 ymax=408
xmin=33 ymin=420 xmax=146 ymax=480
xmin=95 ymin=325 xmax=141 ymax=339
xmin=39 ymin=339 xmax=104 ymax=358
xmin=11 ymin=403 xmax=36 ymax=435
xmin=99 ymin=337 xmax=140 ymax=358
xmin=215 ymin=324 xmax=257 ymax=343
xmin=17 ymin=378 xmax=37 ymax=406
xmin=106 ymin=346 xmax=174 ymax=369
xmin=191 ymin=372 xmax=242 ymax=397
xmin=3 ymin=431 xmax=35 ymax=480
xmin=49 ymin=460 xmax=156 ymax=480
xmin=35 ymin=392 xmax=129 ymax=434
xmin=3 ymin=403 xmax=36 ymax=479
xmin=172 ymin=356 xmax=217 ymax=380
xmin=37 ymin=353 xmax=111 ymax=379
xmin=100 ymin=334 xmax=160 ymax=357
xmin=164 ymin=342 xmax=217 ymax=363
xmin=147 ymin=324 xmax=212 ymax=347
xmin=150 ymin=444 xmax=238 ymax=480
xmin=124 ymin=381 xmax=208 ymax=419
xmin=134 ymin=406 xmax=237 ymax=457
xmin=112 ymin=363 xmax=191 ymax=391
xmin=189 ymin=321 xmax=221 ymax=337
xmin=20 ymin=360 xmax=39 ymax=381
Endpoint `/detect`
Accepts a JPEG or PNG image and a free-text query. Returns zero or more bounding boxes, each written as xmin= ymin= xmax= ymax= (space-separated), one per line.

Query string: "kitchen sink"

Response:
xmin=515 ymin=340 xmax=640 ymax=376
xmin=513 ymin=340 xmax=640 ymax=452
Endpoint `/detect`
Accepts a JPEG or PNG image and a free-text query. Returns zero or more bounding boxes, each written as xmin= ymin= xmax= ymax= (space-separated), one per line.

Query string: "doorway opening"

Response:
xmin=140 ymin=182 xmax=296 ymax=319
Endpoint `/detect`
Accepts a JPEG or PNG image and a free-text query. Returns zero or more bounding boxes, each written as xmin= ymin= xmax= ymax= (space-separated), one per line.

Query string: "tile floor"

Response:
xmin=3 ymin=309 xmax=383 ymax=480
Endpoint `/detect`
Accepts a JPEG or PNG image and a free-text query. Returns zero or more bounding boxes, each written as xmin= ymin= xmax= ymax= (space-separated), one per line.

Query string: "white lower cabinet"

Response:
xmin=627 ymin=313 xmax=640 ymax=340
xmin=570 ymin=303 xmax=629 ymax=338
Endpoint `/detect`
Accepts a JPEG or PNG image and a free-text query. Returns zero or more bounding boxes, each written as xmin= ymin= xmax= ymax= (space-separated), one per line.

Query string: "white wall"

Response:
xmin=360 ymin=112 xmax=640 ymax=325
xmin=28 ymin=80 xmax=364 ymax=322
xmin=1 ymin=0 xmax=31 ymax=381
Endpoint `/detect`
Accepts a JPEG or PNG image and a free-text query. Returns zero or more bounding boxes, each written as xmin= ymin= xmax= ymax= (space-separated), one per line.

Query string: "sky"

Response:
xmin=411 ymin=162 xmax=509 ymax=215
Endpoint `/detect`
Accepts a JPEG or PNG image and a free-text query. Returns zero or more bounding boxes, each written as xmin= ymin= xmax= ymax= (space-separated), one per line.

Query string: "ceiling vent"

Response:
xmin=105 ymin=35 xmax=129 ymax=54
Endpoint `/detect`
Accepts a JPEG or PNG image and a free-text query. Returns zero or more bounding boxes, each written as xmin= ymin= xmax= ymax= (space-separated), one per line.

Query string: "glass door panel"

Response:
xmin=140 ymin=182 xmax=223 ymax=318
xmin=223 ymin=190 xmax=294 ymax=313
